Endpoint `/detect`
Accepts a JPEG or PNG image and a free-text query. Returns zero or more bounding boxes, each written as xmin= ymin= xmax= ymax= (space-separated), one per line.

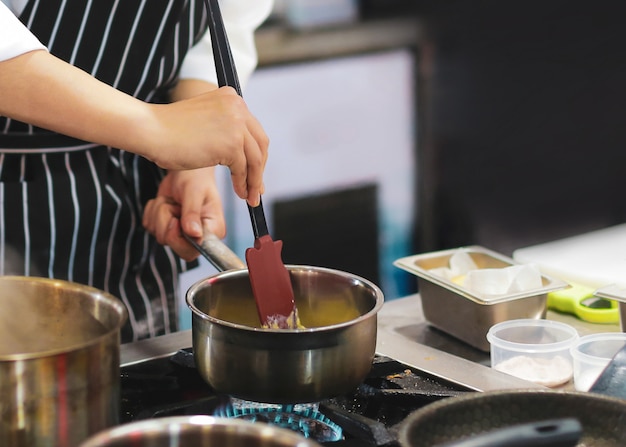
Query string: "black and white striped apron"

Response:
xmin=0 ymin=0 xmax=209 ymax=342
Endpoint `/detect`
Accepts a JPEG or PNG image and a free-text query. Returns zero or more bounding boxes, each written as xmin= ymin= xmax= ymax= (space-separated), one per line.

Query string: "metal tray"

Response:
xmin=394 ymin=246 xmax=568 ymax=351
xmin=595 ymin=284 xmax=626 ymax=331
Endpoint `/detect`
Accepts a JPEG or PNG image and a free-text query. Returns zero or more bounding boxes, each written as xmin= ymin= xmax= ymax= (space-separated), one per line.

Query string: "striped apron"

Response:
xmin=0 ymin=0 xmax=209 ymax=342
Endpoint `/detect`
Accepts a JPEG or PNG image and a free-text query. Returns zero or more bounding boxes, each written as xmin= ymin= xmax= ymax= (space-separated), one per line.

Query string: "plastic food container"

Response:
xmin=570 ymin=332 xmax=626 ymax=391
xmin=394 ymin=246 xmax=568 ymax=351
xmin=487 ymin=319 xmax=579 ymax=387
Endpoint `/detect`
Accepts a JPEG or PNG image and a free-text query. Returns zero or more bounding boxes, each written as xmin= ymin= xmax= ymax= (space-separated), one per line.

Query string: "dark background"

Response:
xmin=270 ymin=1 xmax=626 ymax=298
xmin=408 ymin=0 xmax=626 ymax=256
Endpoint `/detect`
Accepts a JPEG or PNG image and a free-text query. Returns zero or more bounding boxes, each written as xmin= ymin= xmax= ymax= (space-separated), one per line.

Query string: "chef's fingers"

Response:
xmin=229 ymin=136 xmax=255 ymax=206
xmin=143 ymin=196 xmax=200 ymax=261
xmin=141 ymin=88 xmax=263 ymax=168
xmin=165 ymin=220 xmax=201 ymax=261
xmin=179 ymin=189 xmax=226 ymax=241
xmin=246 ymin=113 xmax=269 ymax=205
xmin=179 ymin=195 xmax=204 ymax=240
xmin=142 ymin=196 xmax=173 ymax=237
xmin=246 ymin=111 xmax=270 ymax=169
xmin=142 ymin=196 xmax=176 ymax=241
xmin=230 ymin=124 xmax=268 ymax=206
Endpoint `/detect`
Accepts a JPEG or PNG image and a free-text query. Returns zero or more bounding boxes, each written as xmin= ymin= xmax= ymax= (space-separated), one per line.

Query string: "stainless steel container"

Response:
xmin=594 ymin=284 xmax=626 ymax=331
xmin=186 ymin=265 xmax=384 ymax=404
xmin=79 ymin=416 xmax=323 ymax=447
xmin=0 ymin=276 xmax=127 ymax=447
xmin=394 ymin=246 xmax=568 ymax=351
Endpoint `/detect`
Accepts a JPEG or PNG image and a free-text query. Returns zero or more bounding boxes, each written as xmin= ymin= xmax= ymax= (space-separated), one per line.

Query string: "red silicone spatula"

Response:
xmin=245 ymin=202 xmax=299 ymax=329
xmin=205 ymin=0 xmax=298 ymax=328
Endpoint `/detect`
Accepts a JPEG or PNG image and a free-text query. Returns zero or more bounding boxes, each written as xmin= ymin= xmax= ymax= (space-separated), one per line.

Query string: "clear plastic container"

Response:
xmin=570 ymin=332 xmax=626 ymax=391
xmin=486 ymin=319 xmax=579 ymax=387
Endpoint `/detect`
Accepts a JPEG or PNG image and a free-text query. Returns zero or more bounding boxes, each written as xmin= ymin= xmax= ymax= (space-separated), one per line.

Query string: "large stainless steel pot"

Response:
xmin=398 ymin=389 xmax=626 ymax=447
xmin=79 ymin=415 xmax=323 ymax=447
xmin=0 ymin=276 xmax=128 ymax=447
xmin=186 ymin=265 xmax=384 ymax=404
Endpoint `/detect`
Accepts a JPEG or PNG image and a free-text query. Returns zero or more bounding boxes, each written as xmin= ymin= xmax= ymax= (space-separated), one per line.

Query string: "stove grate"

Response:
xmin=120 ymin=351 xmax=472 ymax=446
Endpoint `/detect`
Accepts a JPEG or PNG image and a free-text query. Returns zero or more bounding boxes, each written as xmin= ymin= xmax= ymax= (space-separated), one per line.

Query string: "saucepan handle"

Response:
xmin=183 ymin=223 xmax=245 ymax=272
xmin=434 ymin=418 xmax=582 ymax=447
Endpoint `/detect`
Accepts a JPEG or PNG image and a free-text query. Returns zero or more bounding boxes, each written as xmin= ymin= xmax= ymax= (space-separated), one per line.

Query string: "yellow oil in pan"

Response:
xmin=209 ymin=294 xmax=362 ymax=329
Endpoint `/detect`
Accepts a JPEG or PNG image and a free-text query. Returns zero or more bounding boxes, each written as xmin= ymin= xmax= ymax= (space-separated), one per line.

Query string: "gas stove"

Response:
xmin=119 ymin=296 xmax=543 ymax=446
xmin=120 ymin=350 xmax=470 ymax=446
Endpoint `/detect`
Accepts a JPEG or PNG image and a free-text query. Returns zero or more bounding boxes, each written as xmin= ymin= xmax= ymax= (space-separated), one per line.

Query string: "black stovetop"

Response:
xmin=120 ymin=349 xmax=473 ymax=446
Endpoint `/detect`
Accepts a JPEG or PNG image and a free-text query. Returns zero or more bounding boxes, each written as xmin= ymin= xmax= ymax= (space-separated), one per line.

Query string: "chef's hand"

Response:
xmin=142 ymin=167 xmax=225 ymax=261
xmin=142 ymin=87 xmax=268 ymax=207
xmin=0 ymin=51 xmax=267 ymax=207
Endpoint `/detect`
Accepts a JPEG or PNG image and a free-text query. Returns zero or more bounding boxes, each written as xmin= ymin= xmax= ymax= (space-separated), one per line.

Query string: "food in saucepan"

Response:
xmin=264 ymin=310 xmax=305 ymax=329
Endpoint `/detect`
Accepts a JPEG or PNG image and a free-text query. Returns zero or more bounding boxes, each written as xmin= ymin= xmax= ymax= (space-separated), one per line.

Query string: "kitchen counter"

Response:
xmin=380 ymin=295 xmax=620 ymax=357
xmin=121 ymin=294 xmax=619 ymax=391
xmin=255 ymin=17 xmax=421 ymax=66
xmin=376 ymin=295 xmax=620 ymax=392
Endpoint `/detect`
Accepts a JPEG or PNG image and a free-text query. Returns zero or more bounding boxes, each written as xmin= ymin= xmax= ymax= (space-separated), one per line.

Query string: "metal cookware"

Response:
xmin=433 ymin=418 xmax=582 ymax=447
xmin=394 ymin=246 xmax=567 ymax=351
xmin=79 ymin=415 xmax=323 ymax=447
xmin=0 ymin=276 xmax=127 ymax=447
xmin=594 ymin=284 xmax=626 ymax=331
xmin=186 ymin=264 xmax=384 ymax=403
xmin=398 ymin=389 xmax=626 ymax=447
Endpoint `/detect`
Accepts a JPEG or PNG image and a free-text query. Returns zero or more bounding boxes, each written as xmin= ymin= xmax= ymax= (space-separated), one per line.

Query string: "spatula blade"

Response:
xmin=245 ymin=235 xmax=297 ymax=328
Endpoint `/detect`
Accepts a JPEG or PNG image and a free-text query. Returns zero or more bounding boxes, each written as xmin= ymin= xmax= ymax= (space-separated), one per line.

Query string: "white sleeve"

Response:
xmin=179 ymin=0 xmax=273 ymax=90
xmin=0 ymin=1 xmax=47 ymax=62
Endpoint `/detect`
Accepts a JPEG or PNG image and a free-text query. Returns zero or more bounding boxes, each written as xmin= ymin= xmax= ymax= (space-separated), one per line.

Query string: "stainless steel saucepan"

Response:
xmin=185 ymin=229 xmax=384 ymax=404
xmin=0 ymin=276 xmax=127 ymax=447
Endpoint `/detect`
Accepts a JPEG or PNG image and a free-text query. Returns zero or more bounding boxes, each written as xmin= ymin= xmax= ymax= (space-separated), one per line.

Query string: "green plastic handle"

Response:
xmin=547 ymin=283 xmax=619 ymax=324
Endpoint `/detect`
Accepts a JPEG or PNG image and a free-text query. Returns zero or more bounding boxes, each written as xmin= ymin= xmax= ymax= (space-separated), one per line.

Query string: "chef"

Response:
xmin=0 ymin=0 xmax=272 ymax=342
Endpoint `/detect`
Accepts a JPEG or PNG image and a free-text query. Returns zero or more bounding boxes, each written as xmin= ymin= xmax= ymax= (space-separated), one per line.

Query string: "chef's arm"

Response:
xmin=0 ymin=50 xmax=158 ymax=155
xmin=0 ymin=50 xmax=267 ymax=204
xmin=171 ymin=78 xmax=218 ymax=100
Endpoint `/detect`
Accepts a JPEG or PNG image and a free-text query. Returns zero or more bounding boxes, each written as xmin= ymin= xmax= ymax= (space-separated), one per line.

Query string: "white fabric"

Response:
xmin=182 ymin=0 xmax=273 ymax=87
xmin=0 ymin=0 xmax=272 ymax=87
xmin=0 ymin=1 xmax=46 ymax=60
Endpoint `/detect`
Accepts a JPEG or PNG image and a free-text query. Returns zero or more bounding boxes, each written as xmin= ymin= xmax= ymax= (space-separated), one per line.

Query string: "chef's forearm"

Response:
xmin=0 ymin=50 xmax=157 ymax=159
xmin=170 ymin=78 xmax=219 ymax=101
xmin=0 ymin=49 xmax=269 ymax=194
xmin=167 ymin=78 xmax=219 ymax=179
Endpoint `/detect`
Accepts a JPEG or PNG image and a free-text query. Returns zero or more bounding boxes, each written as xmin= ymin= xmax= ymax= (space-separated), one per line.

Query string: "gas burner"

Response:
xmin=120 ymin=350 xmax=472 ymax=446
xmin=216 ymin=399 xmax=343 ymax=443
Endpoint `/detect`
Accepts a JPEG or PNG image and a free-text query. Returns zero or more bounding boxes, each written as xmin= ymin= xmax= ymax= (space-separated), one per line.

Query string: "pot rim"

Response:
xmin=185 ymin=264 xmax=385 ymax=333
xmin=79 ymin=415 xmax=323 ymax=447
xmin=0 ymin=276 xmax=128 ymax=361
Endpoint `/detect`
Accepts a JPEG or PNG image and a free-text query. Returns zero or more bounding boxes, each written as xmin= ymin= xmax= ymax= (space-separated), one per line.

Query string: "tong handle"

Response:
xmin=205 ymin=0 xmax=242 ymax=96
xmin=247 ymin=199 xmax=269 ymax=237
xmin=205 ymin=0 xmax=269 ymax=239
